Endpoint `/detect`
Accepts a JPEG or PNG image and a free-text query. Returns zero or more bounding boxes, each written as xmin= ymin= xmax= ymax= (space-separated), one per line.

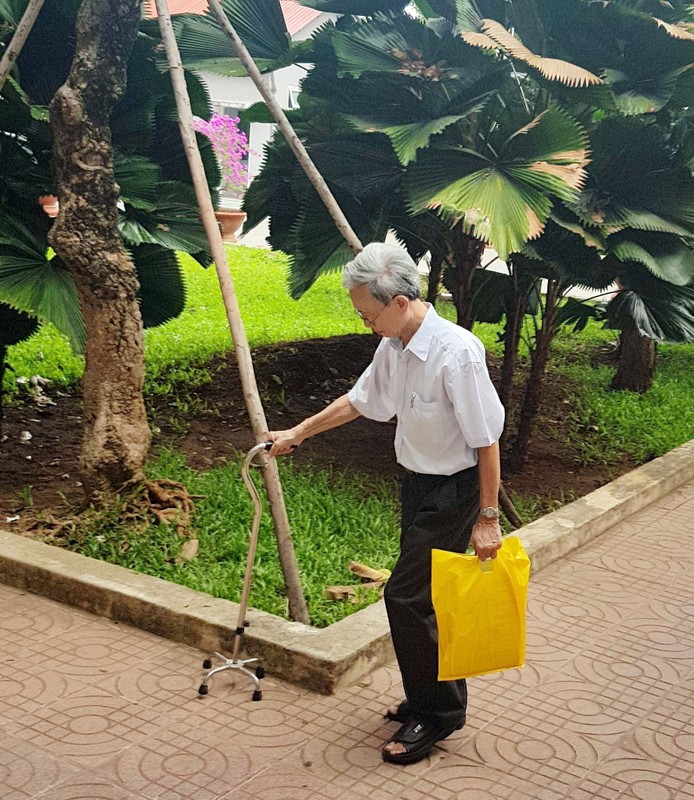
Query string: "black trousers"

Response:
xmin=383 ymin=466 xmax=479 ymax=728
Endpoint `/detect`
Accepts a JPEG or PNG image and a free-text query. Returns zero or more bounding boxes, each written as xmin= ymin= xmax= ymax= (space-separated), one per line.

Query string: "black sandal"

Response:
xmin=381 ymin=717 xmax=464 ymax=765
xmin=384 ymin=700 xmax=410 ymax=723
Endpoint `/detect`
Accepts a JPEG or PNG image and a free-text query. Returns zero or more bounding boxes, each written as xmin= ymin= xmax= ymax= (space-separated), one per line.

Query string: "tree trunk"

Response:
xmin=505 ymin=279 xmax=561 ymax=474
xmin=425 ymin=249 xmax=444 ymax=306
xmin=450 ymin=229 xmax=485 ymax=330
xmin=48 ymin=0 xmax=147 ymax=498
xmin=499 ymin=481 xmax=523 ymax=529
xmin=0 ymin=345 xmax=6 ymax=438
xmin=610 ymin=328 xmax=656 ymax=393
xmin=498 ymin=290 xmax=525 ymax=457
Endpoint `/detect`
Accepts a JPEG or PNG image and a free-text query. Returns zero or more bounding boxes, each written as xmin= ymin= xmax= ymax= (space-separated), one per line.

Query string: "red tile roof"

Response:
xmin=278 ymin=0 xmax=323 ymax=35
xmin=144 ymin=0 xmax=323 ymax=36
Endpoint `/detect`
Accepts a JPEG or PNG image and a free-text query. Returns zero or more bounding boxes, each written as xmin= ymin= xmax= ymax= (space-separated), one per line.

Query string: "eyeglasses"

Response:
xmin=354 ymin=299 xmax=392 ymax=327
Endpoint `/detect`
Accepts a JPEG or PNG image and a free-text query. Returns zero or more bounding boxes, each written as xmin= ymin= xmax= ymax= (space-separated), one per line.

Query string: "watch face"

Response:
xmin=480 ymin=508 xmax=498 ymax=518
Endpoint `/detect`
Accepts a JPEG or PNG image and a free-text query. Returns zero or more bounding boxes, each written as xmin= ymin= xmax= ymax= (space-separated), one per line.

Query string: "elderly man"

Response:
xmin=268 ymin=242 xmax=505 ymax=765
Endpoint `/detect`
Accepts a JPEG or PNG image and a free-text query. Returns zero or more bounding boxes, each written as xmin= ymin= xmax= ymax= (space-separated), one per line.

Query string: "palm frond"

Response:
xmin=218 ymin=0 xmax=290 ymax=61
xmin=130 ymin=245 xmax=186 ymax=329
xmin=119 ymin=182 xmax=210 ymax=259
xmin=298 ymin=0 xmax=410 ymax=14
xmin=0 ymin=215 xmax=84 ymax=352
xmin=347 ymin=112 xmax=474 ymax=165
xmin=609 ymin=231 xmax=694 ymax=286
xmin=0 ymin=302 xmax=39 ymax=348
xmin=653 ymin=17 xmax=694 ymax=42
xmin=606 ymin=266 xmax=694 ymax=344
xmin=464 ymin=19 xmax=602 ymax=88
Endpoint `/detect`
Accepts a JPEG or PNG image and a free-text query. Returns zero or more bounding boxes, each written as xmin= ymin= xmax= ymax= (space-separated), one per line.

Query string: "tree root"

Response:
xmin=21 ymin=478 xmax=202 ymax=542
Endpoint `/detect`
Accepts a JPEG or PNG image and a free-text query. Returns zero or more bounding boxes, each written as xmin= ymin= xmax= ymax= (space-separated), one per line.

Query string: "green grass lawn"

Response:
xmin=9 ymin=246 xmax=694 ymax=624
xmin=62 ymin=448 xmax=400 ymax=628
xmin=5 ymin=248 xmax=364 ymax=398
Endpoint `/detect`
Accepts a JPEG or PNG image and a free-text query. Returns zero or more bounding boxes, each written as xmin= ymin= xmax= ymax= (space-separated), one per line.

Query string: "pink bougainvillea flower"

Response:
xmin=193 ymin=113 xmax=253 ymax=195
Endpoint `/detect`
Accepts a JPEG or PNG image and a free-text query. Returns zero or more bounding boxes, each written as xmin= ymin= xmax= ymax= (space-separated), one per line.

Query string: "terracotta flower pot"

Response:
xmin=214 ymin=210 xmax=246 ymax=244
xmin=38 ymin=194 xmax=60 ymax=218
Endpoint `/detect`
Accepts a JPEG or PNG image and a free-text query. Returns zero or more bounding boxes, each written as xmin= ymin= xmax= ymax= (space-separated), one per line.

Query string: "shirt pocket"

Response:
xmin=406 ymin=398 xmax=451 ymax=443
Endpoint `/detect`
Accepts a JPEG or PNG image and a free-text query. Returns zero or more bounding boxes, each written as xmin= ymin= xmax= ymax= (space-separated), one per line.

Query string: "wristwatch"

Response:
xmin=479 ymin=506 xmax=499 ymax=520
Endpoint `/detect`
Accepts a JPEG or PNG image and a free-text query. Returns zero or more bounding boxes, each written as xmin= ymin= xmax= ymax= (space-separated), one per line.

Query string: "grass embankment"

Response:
xmin=7 ymin=247 xmax=694 ymax=625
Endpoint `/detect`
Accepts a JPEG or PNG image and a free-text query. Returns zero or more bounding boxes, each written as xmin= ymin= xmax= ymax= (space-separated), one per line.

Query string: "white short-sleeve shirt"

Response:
xmin=348 ymin=305 xmax=504 ymax=475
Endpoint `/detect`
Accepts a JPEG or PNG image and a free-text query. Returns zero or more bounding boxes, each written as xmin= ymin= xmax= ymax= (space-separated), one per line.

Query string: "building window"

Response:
xmin=288 ymin=86 xmax=301 ymax=110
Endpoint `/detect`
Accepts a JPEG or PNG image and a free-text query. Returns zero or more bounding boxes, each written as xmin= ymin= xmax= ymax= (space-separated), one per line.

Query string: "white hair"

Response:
xmin=342 ymin=243 xmax=421 ymax=304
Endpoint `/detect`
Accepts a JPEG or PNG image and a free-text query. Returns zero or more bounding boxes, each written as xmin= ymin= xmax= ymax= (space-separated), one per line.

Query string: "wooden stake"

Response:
xmin=154 ymin=0 xmax=309 ymax=625
xmin=207 ymin=0 xmax=363 ymax=255
xmin=0 ymin=0 xmax=45 ymax=93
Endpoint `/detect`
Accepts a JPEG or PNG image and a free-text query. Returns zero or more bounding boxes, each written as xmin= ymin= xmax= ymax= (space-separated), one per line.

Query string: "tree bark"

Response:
xmin=610 ymin=328 xmax=656 ymax=393
xmin=425 ymin=249 xmax=444 ymax=306
xmin=0 ymin=0 xmax=45 ymax=93
xmin=48 ymin=0 xmax=148 ymax=498
xmin=505 ymin=279 xmax=561 ymax=474
xmin=450 ymin=229 xmax=485 ymax=330
xmin=0 ymin=345 xmax=6 ymax=438
xmin=499 ymin=481 xmax=523 ymax=529
xmin=498 ymin=289 xmax=524 ymax=456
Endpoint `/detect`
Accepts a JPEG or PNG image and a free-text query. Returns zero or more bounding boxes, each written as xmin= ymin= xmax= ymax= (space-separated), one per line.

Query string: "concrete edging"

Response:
xmin=1 ymin=438 xmax=693 ymax=694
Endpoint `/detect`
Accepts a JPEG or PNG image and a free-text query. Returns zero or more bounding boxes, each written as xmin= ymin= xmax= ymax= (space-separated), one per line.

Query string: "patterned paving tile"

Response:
xmin=0 ymin=591 xmax=94 ymax=644
xmin=217 ymin=762 xmax=352 ymax=800
xmin=571 ymin=749 xmax=694 ymax=800
xmin=6 ymin=687 xmax=168 ymax=768
xmin=93 ymin=721 xmax=261 ymax=800
xmin=0 ymin=730 xmax=78 ymax=799
xmin=0 ymin=479 xmax=692 ymax=799
xmin=33 ymin=772 xmax=139 ymax=800
xmin=0 ymin=666 xmax=87 ymax=728
xmin=9 ymin=620 xmax=173 ymax=681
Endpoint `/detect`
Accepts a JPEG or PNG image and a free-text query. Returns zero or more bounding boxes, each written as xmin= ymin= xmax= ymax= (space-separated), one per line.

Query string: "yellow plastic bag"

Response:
xmin=432 ymin=536 xmax=531 ymax=681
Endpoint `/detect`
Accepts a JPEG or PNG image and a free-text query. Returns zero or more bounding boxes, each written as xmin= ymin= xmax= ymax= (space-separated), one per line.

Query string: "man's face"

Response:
xmin=349 ymin=284 xmax=402 ymax=338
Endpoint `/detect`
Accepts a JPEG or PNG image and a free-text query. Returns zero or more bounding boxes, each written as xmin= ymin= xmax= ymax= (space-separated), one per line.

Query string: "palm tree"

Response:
xmin=175 ymin=0 xmax=693 ymax=478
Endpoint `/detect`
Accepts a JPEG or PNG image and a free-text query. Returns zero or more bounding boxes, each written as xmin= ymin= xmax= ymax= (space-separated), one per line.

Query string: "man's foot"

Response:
xmin=384 ymin=700 xmax=410 ymax=723
xmin=381 ymin=718 xmax=464 ymax=765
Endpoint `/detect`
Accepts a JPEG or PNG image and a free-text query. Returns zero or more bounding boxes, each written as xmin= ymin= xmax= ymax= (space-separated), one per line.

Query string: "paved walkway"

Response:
xmin=1 ymin=481 xmax=693 ymax=800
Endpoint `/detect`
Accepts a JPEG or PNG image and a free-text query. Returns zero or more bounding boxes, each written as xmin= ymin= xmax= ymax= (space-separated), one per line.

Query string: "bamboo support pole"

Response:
xmin=154 ymin=0 xmax=309 ymax=625
xmin=0 ymin=0 xmax=45 ymax=93
xmin=207 ymin=0 xmax=364 ymax=256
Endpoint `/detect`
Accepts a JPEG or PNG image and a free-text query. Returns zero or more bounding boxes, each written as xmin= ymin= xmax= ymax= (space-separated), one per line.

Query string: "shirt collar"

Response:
xmin=388 ymin=303 xmax=439 ymax=361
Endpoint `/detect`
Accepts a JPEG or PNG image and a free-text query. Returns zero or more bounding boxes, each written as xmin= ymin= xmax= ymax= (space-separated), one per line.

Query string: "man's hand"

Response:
xmin=266 ymin=428 xmax=304 ymax=458
xmin=470 ymin=518 xmax=503 ymax=560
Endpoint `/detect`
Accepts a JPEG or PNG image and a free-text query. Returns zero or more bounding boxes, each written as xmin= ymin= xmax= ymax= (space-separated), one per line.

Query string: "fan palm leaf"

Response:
xmin=573 ymin=118 xmax=694 ymax=237
xmin=299 ymin=0 xmax=410 ymax=13
xmin=463 ymin=19 xmax=602 ymax=88
xmin=118 ymin=181 xmax=210 ymax=257
xmin=609 ymin=231 xmax=694 ymax=286
xmin=0 ymin=302 xmax=38 ymax=348
xmin=407 ymin=105 xmax=589 ymax=259
xmin=130 ymin=245 xmax=186 ymax=329
xmin=0 ymin=215 xmax=84 ymax=351
xmin=606 ymin=266 xmax=694 ymax=343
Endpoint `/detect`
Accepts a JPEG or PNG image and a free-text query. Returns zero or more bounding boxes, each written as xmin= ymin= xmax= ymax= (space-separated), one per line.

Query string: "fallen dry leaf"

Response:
xmin=349 ymin=561 xmax=391 ymax=583
xmin=175 ymin=538 xmax=199 ymax=564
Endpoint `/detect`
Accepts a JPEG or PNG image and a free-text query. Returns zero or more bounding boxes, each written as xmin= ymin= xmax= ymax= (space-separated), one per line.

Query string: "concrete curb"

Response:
xmin=1 ymin=438 xmax=693 ymax=694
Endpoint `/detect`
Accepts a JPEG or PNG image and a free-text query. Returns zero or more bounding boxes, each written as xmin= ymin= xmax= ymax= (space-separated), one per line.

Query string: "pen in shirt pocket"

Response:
xmin=410 ymin=392 xmax=416 ymax=408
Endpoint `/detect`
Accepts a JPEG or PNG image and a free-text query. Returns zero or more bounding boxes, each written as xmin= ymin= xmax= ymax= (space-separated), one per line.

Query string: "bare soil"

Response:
xmin=0 ymin=334 xmax=635 ymax=525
